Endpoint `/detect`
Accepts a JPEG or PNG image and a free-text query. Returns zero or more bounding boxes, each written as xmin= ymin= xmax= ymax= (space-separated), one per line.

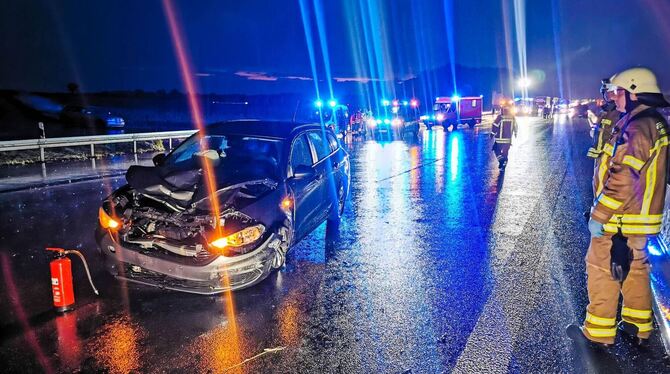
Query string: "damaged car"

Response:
xmin=96 ymin=121 xmax=350 ymax=294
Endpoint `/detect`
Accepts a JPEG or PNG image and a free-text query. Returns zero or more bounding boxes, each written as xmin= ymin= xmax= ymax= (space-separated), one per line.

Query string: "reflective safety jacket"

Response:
xmin=591 ymin=105 xmax=669 ymax=236
xmin=587 ymin=107 xmax=621 ymax=158
xmin=492 ymin=114 xmax=517 ymax=144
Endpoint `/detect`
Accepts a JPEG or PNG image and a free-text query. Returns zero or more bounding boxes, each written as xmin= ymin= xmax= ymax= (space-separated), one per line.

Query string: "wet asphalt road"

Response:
xmin=2 ymin=117 xmax=670 ymax=373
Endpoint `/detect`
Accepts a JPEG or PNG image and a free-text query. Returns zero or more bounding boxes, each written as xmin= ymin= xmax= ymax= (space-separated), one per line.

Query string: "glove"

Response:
xmin=588 ymin=218 xmax=604 ymax=238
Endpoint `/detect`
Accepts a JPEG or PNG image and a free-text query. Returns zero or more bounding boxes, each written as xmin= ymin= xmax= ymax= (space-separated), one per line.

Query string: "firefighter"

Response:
xmin=491 ymin=105 xmax=518 ymax=169
xmin=586 ymin=78 xmax=622 ymax=161
xmin=567 ymin=67 xmax=670 ymax=348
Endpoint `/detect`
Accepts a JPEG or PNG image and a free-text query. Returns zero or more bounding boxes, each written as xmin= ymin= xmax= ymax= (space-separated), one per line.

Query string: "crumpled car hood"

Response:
xmin=125 ymin=164 xmax=283 ymax=220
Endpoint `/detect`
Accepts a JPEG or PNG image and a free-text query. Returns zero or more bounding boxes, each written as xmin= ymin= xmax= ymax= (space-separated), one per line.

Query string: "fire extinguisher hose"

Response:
xmin=64 ymin=250 xmax=99 ymax=296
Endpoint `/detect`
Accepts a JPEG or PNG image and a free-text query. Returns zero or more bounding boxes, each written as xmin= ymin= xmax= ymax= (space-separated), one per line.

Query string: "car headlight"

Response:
xmin=98 ymin=207 xmax=120 ymax=230
xmin=209 ymin=224 xmax=265 ymax=250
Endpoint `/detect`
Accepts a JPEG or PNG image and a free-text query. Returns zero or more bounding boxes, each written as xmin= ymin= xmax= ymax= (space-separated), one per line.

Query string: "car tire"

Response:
xmin=271 ymin=222 xmax=293 ymax=269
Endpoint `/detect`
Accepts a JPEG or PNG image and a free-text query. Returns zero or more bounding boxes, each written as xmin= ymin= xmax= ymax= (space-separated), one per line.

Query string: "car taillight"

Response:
xmin=98 ymin=207 xmax=120 ymax=230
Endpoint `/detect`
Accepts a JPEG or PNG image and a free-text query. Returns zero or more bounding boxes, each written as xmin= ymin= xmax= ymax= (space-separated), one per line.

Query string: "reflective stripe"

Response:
xmin=603 ymin=223 xmax=661 ymax=235
xmin=585 ymin=326 xmax=617 ymax=338
xmin=650 ymin=136 xmax=669 ymax=154
xmin=642 ymin=150 xmax=659 ymax=215
xmin=596 ymin=156 xmax=609 ymax=196
xmin=608 ymin=214 xmax=663 ymax=225
xmin=585 ymin=312 xmax=615 ymax=327
xmin=496 ymin=139 xmax=511 ymax=144
xmin=603 ymin=143 xmax=614 ymax=156
xmin=622 ymin=155 xmax=645 ymax=171
xmin=622 ymin=307 xmax=652 ymax=320
xmin=597 ymin=194 xmax=623 ymax=210
xmin=622 ymin=318 xmax=654 ymax=333
xmin=587 ymin=148 xmax=601 ymax=158
xmin=602 ymin=119 xmax=612 ymax=125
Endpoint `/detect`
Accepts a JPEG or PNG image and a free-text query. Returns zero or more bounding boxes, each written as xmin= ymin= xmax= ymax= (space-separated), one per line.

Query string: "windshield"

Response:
xmin=164 ymin=133 xmax=283 ymax=178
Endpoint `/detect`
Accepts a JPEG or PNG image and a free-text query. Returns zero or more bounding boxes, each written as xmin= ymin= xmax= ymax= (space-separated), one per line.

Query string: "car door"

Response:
xmin=288 ymin=133 xmax=321 ymax=239
xmin=305 ymin=130 xmax=336 ymax=223
xmin=324 ymin=131 xmax=343 ymax=207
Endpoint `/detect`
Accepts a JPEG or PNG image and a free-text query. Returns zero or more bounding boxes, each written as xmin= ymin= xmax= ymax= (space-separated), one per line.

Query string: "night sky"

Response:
xmin=1 ymin=0 xmax=668 ymax=98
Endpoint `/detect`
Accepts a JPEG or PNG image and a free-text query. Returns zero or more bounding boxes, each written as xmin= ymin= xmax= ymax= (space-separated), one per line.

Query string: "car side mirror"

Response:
xmin=292 ymin=164 xmax=315 ymax=179
xmin=152 ymin=153 xmax=167 ymax=166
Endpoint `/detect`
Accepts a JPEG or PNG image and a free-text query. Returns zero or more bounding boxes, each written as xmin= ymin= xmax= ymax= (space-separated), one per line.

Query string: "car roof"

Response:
xmin=206 ymin=120 xmax=326 ymax=139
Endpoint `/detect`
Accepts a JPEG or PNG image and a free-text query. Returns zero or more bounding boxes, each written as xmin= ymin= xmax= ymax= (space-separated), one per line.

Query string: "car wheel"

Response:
xmin=328 ymin=184 xmax=345 ymax=224
xmin=271 ymin=222 xmax=293 ymax=269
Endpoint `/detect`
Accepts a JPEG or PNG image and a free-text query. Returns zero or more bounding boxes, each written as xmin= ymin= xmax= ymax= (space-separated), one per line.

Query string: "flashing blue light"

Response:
xmin=376 ymin=119 xmax=382 ymax=124
xmin=647 ymin=239 xmax=665 ymax=256
xmin=451 ymin=95 xmax=460 ymax=102
xmin=383 ymin=119 xmax=391 ymax=125
xmin=315 ymin=100 xmax=323 ymax=108
xmin=402 ymin=100 xmax=409 ymax=106
xmin=382 ymin=99 xmax=390 ymax=106
xmin=328 ymin=99 xmax=337 ymax=107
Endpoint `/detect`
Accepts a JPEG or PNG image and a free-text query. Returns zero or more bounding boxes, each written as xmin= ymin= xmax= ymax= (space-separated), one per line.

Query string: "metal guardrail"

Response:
xmin=0 ymin=130 xmax=197 ymax=162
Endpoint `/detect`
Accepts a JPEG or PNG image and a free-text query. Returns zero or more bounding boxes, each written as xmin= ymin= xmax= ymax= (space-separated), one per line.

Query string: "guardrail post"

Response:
xmin=39 ymin=146 xmax=45 ymax=163
xmin=90 ymin=144 xmax=95 ymax=158
xmin=169 ymin=138 xmax=173 ymax=150
xmin=133 ymin=141 xmax=137 ymax=154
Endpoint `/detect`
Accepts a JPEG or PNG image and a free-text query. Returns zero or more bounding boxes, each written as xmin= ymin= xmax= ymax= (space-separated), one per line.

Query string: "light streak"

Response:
xmin=161 ymin=1 xmax=239 ymax=350
xmin=312 ymin=0 xmax=334 ymax=99
xmin=513 ymin=0 xmax=528 ymax=99
xmin=443 ymin=0 xmax=458 ymax=96
xmin=550 ymin=0 xmax=565 ymax=99
xmin=162 ymin=0 xmax=222 ymax=237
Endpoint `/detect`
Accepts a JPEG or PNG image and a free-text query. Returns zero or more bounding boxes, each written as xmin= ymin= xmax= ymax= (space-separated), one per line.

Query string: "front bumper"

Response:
xmin=96 ymin=229 xmax=279 ymax=294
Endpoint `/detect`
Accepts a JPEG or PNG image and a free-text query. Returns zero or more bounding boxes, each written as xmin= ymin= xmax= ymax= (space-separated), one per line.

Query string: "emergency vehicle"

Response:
xmin=367 ymin=99 xmax=420 ymax=140
xmin=424 ymin=95 xmax=483 ymax=130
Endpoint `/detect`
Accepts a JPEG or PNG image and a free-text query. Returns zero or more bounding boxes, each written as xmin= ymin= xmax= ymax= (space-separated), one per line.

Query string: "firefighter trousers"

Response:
xmin=583 ymin=234 xmax=653 ymax=344
xmin=493 ymin=142 xmax=511 ymax=163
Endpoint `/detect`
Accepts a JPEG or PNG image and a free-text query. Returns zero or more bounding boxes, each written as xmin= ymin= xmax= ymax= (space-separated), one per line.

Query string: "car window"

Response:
xmin=290 ymin=135 xmax=313 ymax=172
xmin=307 ymin=131 xmax=331 ymax=161
xmin=326 ymin=132 xmax=339 ymax=153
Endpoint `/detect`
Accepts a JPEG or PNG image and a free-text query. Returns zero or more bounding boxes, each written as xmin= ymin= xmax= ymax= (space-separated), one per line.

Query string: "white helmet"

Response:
xmin=610 ymin=67 xmax=662 ymax=94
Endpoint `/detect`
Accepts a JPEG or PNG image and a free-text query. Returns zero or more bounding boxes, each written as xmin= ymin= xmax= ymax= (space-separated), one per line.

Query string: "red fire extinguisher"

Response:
xmin=46 ymin=247 xmax=99 ymax=312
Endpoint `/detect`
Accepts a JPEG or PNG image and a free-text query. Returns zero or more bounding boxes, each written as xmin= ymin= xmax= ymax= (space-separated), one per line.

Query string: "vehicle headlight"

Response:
xmin=98 ymin=207 xmax=120 ymax=230
xmin=209 ymin=224 xmax=265 ymax=250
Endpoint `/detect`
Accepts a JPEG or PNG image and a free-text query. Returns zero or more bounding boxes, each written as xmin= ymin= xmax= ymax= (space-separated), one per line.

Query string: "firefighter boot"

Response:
xmin=618 ymin=320 xmax=649 ymax=348
xmin=566 ymin=324 xmax=612 ymax=349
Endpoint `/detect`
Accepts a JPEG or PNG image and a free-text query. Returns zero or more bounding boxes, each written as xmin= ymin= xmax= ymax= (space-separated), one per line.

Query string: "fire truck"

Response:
xmin=424 ymin=95 xmax=483 ymax=130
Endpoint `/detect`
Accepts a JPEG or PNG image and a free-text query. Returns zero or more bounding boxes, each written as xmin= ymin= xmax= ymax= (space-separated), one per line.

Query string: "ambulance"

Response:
xmin=425 ymin=95 xmax=483 ymax=130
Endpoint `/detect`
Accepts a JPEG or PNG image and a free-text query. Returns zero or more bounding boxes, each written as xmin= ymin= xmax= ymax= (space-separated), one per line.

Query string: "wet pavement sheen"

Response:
xmin=1 ymin=117 xmax=670 ymax=373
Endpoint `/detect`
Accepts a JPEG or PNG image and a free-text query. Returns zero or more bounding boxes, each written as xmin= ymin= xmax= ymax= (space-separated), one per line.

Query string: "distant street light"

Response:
xmin=517 ymin=77 xmax=532 ymax=89
xmin=315 ymin=100 xmax=323 ymax=108
xmin=328 ymin=99 xmax=337 ymax=108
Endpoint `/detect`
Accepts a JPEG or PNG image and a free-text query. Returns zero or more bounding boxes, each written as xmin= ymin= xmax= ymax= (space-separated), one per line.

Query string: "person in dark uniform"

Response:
xmin=491 ymin=105 xmax=518 ymax=169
